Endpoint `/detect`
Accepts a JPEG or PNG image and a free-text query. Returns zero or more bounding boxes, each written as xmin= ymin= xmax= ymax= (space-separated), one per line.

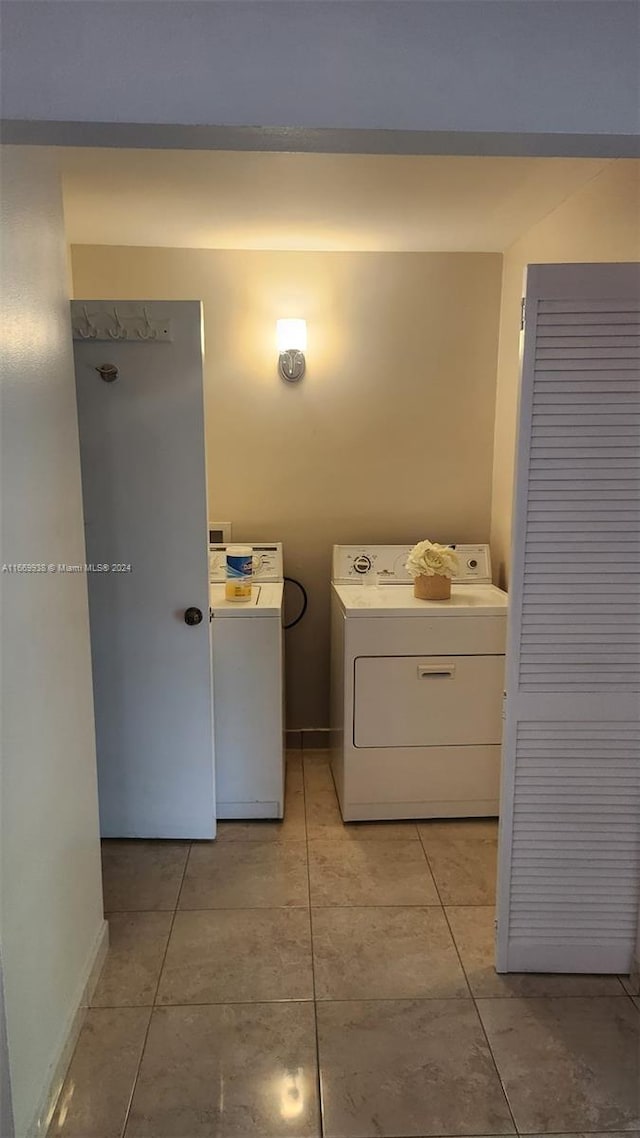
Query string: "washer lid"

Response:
xmin=209 ymin=581 xmax=284 ymax=617
xmin=333 ymin=581 xmax=508 ymax=617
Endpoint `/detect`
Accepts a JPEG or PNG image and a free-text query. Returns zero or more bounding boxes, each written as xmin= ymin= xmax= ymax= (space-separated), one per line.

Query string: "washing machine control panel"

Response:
xmin=332 ymin=544 xmax=492 ymax=584
xmin=209 ymin=543 xmax=284 ymax=582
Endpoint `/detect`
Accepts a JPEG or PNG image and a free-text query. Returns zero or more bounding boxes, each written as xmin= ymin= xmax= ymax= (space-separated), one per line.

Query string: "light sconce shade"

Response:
xmin=277 ymin=318 xmax=307 ymax=382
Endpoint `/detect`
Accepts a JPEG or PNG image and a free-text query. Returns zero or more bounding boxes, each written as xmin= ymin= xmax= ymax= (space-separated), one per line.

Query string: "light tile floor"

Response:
xmin=48 ymin=751 xmax=640 ymax=1138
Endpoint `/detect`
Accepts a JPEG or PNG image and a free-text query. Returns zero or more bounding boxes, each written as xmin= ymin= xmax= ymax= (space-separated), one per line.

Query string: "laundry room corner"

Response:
xmin=70 ymin=243 xmax=504 ymax=737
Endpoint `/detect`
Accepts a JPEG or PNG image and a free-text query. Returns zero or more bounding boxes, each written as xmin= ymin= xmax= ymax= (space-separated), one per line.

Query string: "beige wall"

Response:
xmin=1 ymin=148 xmax=104 ymax=1138
xmin=72 ymin=247 xmax=502 ymax=728
xmin=490 ymin=160 xmax=640 ymax=587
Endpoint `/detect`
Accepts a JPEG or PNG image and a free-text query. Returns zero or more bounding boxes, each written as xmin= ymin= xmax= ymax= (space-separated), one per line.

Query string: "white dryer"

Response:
xmin=209 ymin=543 xmax=284 ymax=819
xmin=330 ymin=544 xmax=508 ymax=821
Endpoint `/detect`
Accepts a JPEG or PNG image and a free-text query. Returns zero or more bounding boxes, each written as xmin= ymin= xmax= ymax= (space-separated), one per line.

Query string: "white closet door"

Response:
xmin=496 ymin=263 xmax=640 ymax=974
xmin=73 ymin=301 xmax=215 ymax=839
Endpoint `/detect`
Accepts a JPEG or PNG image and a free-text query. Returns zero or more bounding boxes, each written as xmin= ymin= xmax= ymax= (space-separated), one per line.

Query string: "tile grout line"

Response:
xmin=417 ymin=829 xmax=521 ymax=1137
xmin=416 ymin=835 xmax=473 ymax=1001
xmin=119 ymin=839 xmax=193 ymax=1138
xmin=89 ymin=986 xmax=633 ymax=1010
xmin=89 ymin=994 xmax=475 ymax=1010
xmin=412 ymin=823 xmax=447 ymax=902
xmin=104 ymin=899 xmax=501 ymax=910
xmin=301 ymin=752 xmax=326 ymax=1138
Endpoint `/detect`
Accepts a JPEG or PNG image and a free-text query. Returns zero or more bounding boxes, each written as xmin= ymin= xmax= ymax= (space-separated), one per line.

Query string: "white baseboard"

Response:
xmin=25 ymin=918 xmax=109 ymax=1138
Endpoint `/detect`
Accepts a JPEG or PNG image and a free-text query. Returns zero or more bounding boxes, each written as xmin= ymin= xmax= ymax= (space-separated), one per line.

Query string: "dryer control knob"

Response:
xmin=353 ymin=555 xmax=372 ymax=574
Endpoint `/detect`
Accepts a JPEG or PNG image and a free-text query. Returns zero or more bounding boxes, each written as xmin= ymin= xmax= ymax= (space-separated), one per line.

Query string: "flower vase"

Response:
xmin=413 ymin=573 xmax=451 ymax=601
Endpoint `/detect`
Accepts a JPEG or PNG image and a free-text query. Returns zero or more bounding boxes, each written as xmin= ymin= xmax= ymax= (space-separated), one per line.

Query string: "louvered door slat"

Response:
xmin=538 ymin=312 xmax=640 ymax=326
xmin=496 ymin=263 xmax=640 ymax=976
xmin=537 ymin=299 xmax=640 ymax=312
xmin=537 ymin=347 xmax=640 ymax=359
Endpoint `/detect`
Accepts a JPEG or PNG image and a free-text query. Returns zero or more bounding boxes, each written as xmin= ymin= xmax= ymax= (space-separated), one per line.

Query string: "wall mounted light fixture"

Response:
xmin=277 ymin=319 xmax=307 ymax=382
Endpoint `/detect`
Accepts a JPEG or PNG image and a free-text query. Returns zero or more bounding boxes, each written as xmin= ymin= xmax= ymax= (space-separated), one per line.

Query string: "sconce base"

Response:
xmin=279 ymin=349 xmax=306 ymax=382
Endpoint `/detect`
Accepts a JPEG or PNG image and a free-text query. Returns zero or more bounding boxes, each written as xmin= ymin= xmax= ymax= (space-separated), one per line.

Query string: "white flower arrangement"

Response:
xmin=406 ymin=540 xmax=459 ymax=580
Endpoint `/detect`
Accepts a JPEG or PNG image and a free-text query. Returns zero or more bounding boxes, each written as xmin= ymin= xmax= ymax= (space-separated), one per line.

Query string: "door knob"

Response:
xmin=184 ymin=606 xmax=203 ymax=626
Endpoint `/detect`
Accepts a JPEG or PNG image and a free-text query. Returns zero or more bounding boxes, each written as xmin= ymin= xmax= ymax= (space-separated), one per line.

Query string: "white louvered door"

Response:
xmin=496 ymin=263 xmax=640 ymax=974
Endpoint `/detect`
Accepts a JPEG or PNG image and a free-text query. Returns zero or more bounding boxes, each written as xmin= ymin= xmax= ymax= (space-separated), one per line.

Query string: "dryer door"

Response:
xmin=354 ymin=654 xmax=505 ymax=748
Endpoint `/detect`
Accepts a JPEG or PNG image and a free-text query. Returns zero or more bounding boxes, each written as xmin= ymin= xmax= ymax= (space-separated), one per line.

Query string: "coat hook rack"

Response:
xmin=71 ymin=302 xmax=173 ymax=342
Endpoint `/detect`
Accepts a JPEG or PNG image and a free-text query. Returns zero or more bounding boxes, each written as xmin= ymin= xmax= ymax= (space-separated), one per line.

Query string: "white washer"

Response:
xmin=330 ymin=544 xmax=508 ymax=821
xmin=209 ymin=542 xmax=284 ymax=819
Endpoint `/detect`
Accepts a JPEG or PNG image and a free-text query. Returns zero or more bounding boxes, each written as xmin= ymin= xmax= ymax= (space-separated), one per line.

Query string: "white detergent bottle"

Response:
xmin=225 ymin=544 xmax=253 ymax=602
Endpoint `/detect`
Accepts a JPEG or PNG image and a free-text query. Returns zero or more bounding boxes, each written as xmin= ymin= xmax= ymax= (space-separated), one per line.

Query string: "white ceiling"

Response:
xmin=60 ymin=149 xmax=612 ymax=253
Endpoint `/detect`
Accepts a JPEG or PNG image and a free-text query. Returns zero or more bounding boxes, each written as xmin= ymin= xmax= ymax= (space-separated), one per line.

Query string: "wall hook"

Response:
xmin=136 ymin=306 xmax=158 ymax=341
xmin=108 ymin=307 xmax=127 ymax=340
xmin=77 ymin=304 xmax=98 ymax=340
